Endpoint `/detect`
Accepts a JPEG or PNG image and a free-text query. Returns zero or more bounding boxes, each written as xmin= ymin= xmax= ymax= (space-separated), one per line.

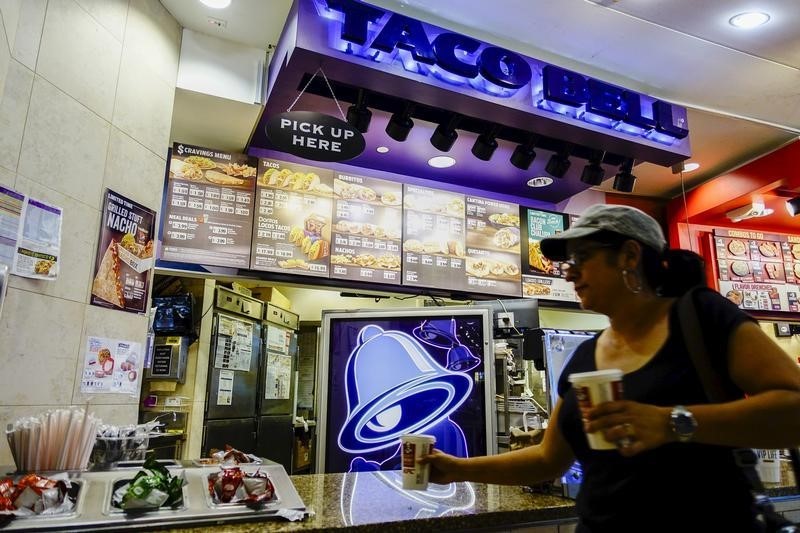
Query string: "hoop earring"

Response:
xmin=621 ymin=269 xmax=643 ymax=294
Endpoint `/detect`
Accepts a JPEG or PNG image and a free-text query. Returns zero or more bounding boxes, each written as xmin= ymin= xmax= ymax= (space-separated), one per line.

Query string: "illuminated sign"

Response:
xmin=316 ymin=0 xmax=688 ymax=145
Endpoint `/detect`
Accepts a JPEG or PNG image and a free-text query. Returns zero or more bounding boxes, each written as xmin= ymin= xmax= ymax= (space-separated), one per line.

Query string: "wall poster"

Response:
xmin=80 ymin=336 xmax=143 ymax=394
xmin=521 ymin=208 xmax=576 ymax=302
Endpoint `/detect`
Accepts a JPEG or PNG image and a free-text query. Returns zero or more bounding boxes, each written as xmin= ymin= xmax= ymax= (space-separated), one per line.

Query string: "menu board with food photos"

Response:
xmin=250 ymin=159 xmax=334 ymax=276
xmin=161 ymin=143 xmax=256 ymax=268
xmin=402 ymin=184 xmax=466 ymax=292
xmin=713 ymin=228 xmax=799 ymax=312
xmin=520 ymin=208 xmax=576 ymax=302
xmin=464 ymin=196 xmax=521 ymax=297
xmin=330 ymin=172 xmax=403 ymax=284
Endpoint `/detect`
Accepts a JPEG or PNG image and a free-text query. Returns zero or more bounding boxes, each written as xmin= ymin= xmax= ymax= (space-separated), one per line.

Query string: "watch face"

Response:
xmin=672 ymin=407 xmax=697 ymax=441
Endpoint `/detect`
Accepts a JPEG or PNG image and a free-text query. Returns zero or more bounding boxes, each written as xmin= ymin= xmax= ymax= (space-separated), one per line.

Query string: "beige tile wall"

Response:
xmin=0 ymin=0 xmax=180 ymax=467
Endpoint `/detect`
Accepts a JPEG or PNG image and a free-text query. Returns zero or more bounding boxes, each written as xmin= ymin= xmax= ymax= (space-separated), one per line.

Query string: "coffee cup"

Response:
xmin=400 ymin=434 xmax=436 ymax=490
xmin=568 ymin=369 xmax=624 ymax=450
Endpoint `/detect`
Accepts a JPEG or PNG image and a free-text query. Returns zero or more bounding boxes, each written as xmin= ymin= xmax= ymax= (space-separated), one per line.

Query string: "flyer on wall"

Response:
xmin=91 ymin=189 xmax=156 ymax=314
xmin=465 ymin=196 xmax=522 ymax=297
xmin=0 ymin=186 xmax=24 ymax=267
xmin=160 ymin=142 xmax=257 ymax=268
xmin=80 ymin=336 xmax=143 ymax=394
xmin=250 ymin=158 xmax=333 ymax=277
xmin=402 ymin=184 xmax=466 ymax=292
xmin=330 ymin=172 xmax=403 ymax=285
xmin=521 ymin=207 xmax=576 ymax=302
xmin=11 ymin=195 xmax=63 ymax=280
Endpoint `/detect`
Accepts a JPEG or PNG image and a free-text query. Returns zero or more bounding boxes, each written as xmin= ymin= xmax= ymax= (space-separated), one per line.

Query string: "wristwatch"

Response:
xmin=670 ymin=405 xmax=697 ymax=443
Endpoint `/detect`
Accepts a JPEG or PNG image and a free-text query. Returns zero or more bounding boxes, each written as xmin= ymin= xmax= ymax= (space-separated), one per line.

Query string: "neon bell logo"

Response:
xmin=318 ymin=0 xmax=688 ymax=145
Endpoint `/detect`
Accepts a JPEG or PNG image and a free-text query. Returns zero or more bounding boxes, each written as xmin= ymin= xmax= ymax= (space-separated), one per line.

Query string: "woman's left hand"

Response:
xmin=583 ymin=400 xmax=673 ymax=456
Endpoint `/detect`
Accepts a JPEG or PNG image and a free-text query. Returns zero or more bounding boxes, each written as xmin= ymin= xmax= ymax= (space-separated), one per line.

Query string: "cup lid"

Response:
xmin=568 ymin=368 xmax=624 ymax=383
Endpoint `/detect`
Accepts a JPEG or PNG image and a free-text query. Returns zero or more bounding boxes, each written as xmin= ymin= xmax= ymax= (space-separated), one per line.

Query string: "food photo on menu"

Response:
xmin=464 ymin=197 xmax=522 ymax=296
xmin=520 ymin=208 xmax=576 ymax=302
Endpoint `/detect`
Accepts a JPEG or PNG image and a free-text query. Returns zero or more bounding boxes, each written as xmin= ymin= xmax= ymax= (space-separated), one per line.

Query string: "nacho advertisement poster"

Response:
xmin=91 ymin=189 xmax=156 ymax=314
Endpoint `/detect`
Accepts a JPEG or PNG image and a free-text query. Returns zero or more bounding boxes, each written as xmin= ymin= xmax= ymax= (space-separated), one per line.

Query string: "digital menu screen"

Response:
xmin=402 ymin=184 xmax=466 ymax=292
xmin=713 ymin=228 xmax=800 ymax=312
xmin=464 ymin=197 xmax=521 ymax=297
xmin=250 ymin=159 xmax=333 ymax=277
xmin=521 ymin=208 xmax=576 ymax=302
xmin=330 ymin=173 xmax=403 ymax=285
xmin=160 ymin=143 xmax=256 ymax=268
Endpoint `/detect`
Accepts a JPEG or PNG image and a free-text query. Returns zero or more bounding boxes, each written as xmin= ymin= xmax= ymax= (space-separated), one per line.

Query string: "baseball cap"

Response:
xmin=540 ymin=204 xmax=667 ymax=261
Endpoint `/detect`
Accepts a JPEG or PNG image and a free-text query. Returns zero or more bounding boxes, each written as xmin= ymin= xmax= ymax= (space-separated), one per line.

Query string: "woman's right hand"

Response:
xmin=417 ymin=449 xmax=464 ymax=484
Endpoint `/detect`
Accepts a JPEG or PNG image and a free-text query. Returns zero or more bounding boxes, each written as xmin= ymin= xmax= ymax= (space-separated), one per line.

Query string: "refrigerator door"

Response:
xmin=543 ymin=331 xmax=594 ymax=411
xmin=259 ymin=323 xmax=296 ymax=415
xmin=202 ymin=417 xmax=256 ymax=457
xmin=256 ymin=415 xmax=293 ymax=471
xmin=206 ymin=311 xmax=261 ymax=420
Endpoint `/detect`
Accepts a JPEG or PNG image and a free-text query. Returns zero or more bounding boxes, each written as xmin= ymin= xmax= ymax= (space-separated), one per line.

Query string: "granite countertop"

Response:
xmin=162 ymin=472 xmax=576 ymax=532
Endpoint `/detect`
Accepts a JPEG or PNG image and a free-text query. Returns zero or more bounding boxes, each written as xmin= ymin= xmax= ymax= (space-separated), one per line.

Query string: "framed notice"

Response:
xmin=521 ymin=208 xmax=576 ymax=302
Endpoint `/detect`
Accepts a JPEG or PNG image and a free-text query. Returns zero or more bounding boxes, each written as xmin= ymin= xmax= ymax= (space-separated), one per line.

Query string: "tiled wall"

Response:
xmin=0 ymin=0 xmax=180 ymax=467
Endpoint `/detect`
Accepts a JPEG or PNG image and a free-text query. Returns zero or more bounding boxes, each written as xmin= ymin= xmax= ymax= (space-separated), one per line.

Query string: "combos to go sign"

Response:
xmin=266 ymin=111 xmax=365 ymax=162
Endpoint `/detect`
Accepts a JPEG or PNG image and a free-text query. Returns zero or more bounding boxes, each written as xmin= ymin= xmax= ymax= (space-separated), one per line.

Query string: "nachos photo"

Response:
xmin=91 ymin=241 xmax=125 ymax=308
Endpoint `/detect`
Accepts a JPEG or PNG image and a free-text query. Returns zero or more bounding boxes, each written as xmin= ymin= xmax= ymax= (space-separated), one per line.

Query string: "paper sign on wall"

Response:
xmin=80 ymin=336 xmax=143 ymax=394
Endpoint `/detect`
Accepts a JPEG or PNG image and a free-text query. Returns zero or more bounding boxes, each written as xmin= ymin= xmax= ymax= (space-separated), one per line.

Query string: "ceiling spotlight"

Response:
xmin=385 ymin=101 xmax=416 ymax=142
xmin=527 ymin=176 xmax=553 ymax=188
xmin=471 ymin=124 xmax=502 ymax=161
xmin=346 ymin=89 xmax=372 ymax=133
xmin=580 ymin=149 xmax=606 ymax=185
xmin=787 ymin=197 xmax=800 ymax=217
xmin=729 ymin=12 xmax=770 ymax=29
xmin=428 ymin=156 xmax=456 ymax=168
xmin=200 ymin=0 xmax=231 ymax=8
xmin=545 ymin=144 xmax=572 ymax=178
xmin=376 ymin=146 xmax=390 ymax=153
xmin=613 ymin=158 xmax=637 ymax=192
xmin=682 ymin=162 xmax=700 ymax=172
xmin=430 ymin=114 xmax=461 ymax=152
xmin=510 ymin=134 xmax=538 ymax=170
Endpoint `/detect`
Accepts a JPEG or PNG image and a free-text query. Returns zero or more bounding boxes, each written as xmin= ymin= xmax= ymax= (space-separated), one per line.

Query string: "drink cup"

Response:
xmin=400 ymin=434 xmax=436 ymax=490
xmin=568 ymin=369 xmax=624 ymax=450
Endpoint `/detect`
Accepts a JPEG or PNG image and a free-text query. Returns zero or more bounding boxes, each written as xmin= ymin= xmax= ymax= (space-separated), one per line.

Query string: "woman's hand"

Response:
xmin=417 ymin=449 xmax=464 ymax=484
xmin=583 ymin=400 xmax=673 ymax=456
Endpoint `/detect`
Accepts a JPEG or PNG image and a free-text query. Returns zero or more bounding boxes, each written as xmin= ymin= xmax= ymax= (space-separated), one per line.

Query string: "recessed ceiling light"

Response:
xmin=729 ymin=12 xmax=770 ymax=28
xmin=200 ymin=0 xmax=231 ymax=8
xmin=527 ymin=176 xmax=553 ymax=188
xmin=428 ymin=156 xmax=456 ymax=168
xmin=682 ymin=162 xmax=700 ymax=172
xmin=376 ymin=146 xmax=390 ymax=153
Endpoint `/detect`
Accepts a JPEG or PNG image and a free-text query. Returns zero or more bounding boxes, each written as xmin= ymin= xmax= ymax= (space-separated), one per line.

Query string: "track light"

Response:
xmin=510 ymin=134 xmax=538 ymax=170
xmin=613 ymin=158 xmax=637 ymax=192
xmin=430 ymin=114 xmax=461 ymax=152
xmin=545 ymin=144 xmax=572 ymax=178
xmin=580 ymin=149 xmax=606 ymax=185
xmin=471 ymin=124 xmax=502 ymax=161
xmin=385 ymin=101 xmax=416 ymax=142
xmin=787 ymin=197 xmax=800 ymax=217
xmin=346 ymin=89 xmax=372 ymax=133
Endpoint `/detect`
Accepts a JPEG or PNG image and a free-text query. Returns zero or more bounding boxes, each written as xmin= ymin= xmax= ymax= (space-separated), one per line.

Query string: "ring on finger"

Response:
xmin=623 ymin=423 xmax=634 ymax=438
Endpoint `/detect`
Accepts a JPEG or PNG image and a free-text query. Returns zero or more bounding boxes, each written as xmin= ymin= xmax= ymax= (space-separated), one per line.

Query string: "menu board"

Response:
xmin=250 ymin=159 xmax=333 ymax=277
xmin=713 ymin=229 xmax=799 ymax=312
xmin=521 ymin=208 xmax=576 ymax=302
xmin=160 ymin=143 xmax=256 ymax=268
xmin=402 ymin=184 xmax=466 ymax=291
xmin=330 ymin=172 xmax=403 ymax=284
xmin=464 ymin=197 xmax=522 ymax=297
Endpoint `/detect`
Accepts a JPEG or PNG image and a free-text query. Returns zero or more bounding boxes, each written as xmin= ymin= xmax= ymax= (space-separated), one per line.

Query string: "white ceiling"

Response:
xmin=161 ymin=0 xmax=800 ymax=199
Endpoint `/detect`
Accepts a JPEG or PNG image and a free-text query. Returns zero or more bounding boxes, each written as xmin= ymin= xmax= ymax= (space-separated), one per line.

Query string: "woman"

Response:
xmin=419 ymin=204 xmax=800 ymax=532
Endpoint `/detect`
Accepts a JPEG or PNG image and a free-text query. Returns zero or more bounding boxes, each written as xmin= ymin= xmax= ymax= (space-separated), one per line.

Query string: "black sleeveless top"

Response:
xmin=557 ymin=290 xmax=760 ymax=532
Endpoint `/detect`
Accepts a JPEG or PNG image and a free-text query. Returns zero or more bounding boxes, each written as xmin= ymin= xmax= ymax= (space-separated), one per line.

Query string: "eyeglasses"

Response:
xmin=563 ymin=244 xmax=617 ymax=270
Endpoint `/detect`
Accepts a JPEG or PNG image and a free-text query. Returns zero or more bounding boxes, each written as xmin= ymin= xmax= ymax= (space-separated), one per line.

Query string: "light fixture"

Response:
xmin=385 ymin=101 xmax=416 ymax=142
xmin=545 ymin=144 xmax=572 ymax=178
xmin=471 ymin=124 xmax=502 ymax=161
xmin=430 ymin=114 xmax=461 ymax=152
xmin=527 ymin=176 xmax=553 ymax=188
xmin=376 ymin=146 xmax=390 ymax=153
xmin=729 ymin=12 xmax=770 ymax=28
xmin=346 ymin=89 xmax=372 ymax=133
xmin=200 ymin=0 xmax=231 ymax=7
xmin=727 ymin=197 xmax=773 ymax=222
xmin=428 ymin=156 xmax=456 ymax=168
xmin=580 ymin=149 xmax=606 ymax=185
xmin=683 ymin=162 xmax=700 ymax=172
xmin=786 ymin=197 xmax=800 ymax=217
xmin=510 ymin=134 xmax=538 ymax=170
xmin=612 ymin=158 xmax=637 ymax=192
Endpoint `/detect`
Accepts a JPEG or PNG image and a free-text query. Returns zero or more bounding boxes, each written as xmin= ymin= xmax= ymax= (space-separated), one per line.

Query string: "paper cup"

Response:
xmin=568 ymin=369 xmax=624 ymax=450
xmin=401 ymin=434 xmax=436 ymax=490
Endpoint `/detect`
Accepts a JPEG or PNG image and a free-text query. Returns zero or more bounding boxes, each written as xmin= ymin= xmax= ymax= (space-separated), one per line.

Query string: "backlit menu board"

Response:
xmin=713 ymin=228 xmax=799 ymax=312
xmin=161 ymin=143 xmax=256 ymax=268
xmin=402 ymin=184 xmax=466 ymax=291
xmin=250 ymin=159 xmax=333 ymax=277
xmin=521 ymin=208 xmax=576 ymax=302
xmin=330 ymin=173 xmax=403 ymax=285
xmin=464 ymin=196 xmax=521 ymax=297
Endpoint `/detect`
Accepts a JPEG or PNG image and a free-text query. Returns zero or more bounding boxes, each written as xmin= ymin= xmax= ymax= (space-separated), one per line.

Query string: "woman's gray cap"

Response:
xmin=540 ymin=204 xmax=667 ymax=261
